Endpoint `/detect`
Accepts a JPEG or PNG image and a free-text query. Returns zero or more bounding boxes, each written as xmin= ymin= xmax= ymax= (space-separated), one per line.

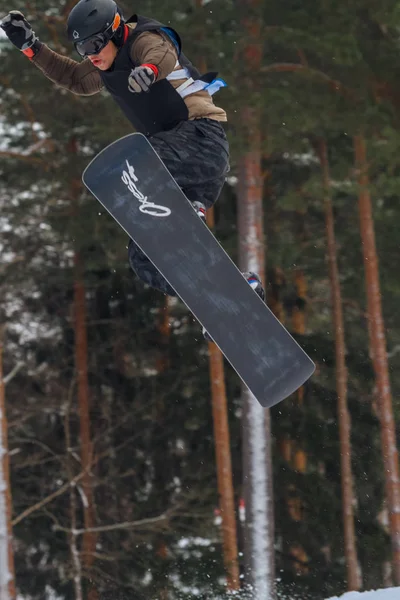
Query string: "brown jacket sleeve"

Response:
xmin=130 ymin=31 xmax=178 ymax=81
xmin=31 ymin=44 xmax=103 ymax=96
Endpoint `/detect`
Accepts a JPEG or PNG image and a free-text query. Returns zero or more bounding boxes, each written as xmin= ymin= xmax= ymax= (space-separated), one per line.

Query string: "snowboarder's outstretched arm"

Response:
xmin=1 ymin=10 xmax=103 ymax=96
xmin=31 ymin=44 xmax=104 ymax=96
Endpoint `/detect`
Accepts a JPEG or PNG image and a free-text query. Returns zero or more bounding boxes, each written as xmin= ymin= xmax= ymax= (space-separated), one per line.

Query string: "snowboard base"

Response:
xmin=82 ymin=133 xmax=315 ymax=407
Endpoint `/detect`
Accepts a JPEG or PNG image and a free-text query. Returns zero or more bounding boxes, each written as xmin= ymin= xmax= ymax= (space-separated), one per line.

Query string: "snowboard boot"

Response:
xmin=243 ymin=271 xmax=265 ymax=302
xmin=202 ymin=272 xmax=265 ymax=342
xmin=192 ymin=201 xmax=207 ymax=222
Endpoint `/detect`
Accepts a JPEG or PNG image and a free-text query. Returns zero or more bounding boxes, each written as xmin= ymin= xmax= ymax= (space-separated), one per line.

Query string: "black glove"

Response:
xmin=128 ymin=65 xmax=157 ymax=94
xmin=1 ymin=10 xmax=38 ymax=51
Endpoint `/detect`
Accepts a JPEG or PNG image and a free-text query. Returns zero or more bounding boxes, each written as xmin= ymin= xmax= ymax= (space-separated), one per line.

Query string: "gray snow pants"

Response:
xmin=127 ymin=118 xmax=230 ymax=296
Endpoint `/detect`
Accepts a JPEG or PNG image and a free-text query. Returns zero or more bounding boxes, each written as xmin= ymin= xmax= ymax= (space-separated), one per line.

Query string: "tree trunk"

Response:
xmin=156 ymin=297 xmax=171 ymax=374
xmin=207 ymin=206 xmax=240 ymax=591
xmin=69 ymin=135 xmax=98 ymax=598
xmin=65 ymin=393 xmax=83 ymax=600
xmin=268 ymin=267 xmax=286 ymax=323
xmin=208 ymin=343 xmax=240 ymax=590
xmin=238 ymin=116 xmax=275 ymax=598
xmin=194 ymin=5 xmax=241 ymax=579
xmin=286 ymin=270 xmax=309 ymax=575
xmin=73 ymin=252 xmax=98 ymax=600
xmin=270 ymin=269 xmax=308 ymax=575
xmin=155 ymin=297 xmax=171 ymax=600
xmin=318 ymin=138 xmax=361 ymax=590
xmin=0 ymin=327 xmax=16 ymax=600
xmin=238 ymin=4 xmax=275 ymax=591
xmin=354 ymin=134 xmax=400 ymax=583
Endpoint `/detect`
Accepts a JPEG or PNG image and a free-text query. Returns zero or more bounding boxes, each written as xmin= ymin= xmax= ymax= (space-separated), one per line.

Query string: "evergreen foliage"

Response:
xmin=1 ymin=0 xmax=400 ymax=598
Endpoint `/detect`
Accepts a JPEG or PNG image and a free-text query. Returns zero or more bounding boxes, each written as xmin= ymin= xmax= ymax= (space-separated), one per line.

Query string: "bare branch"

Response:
xmin=53 ymin=513 xmax=169 ymax=536
xmin=3 ymin=363 xmax=25 ymax=386
xmin=12 ymin=471 xmax=86 ymax=526
xmin=0 ymin=151 xmax=45 ymax=165
xmin=12 ymin=435 xmax=136 ymax=525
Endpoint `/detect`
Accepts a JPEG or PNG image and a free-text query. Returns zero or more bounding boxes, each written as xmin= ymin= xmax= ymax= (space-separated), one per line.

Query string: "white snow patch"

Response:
xmin=244 ymin=388 xmax=273 ymax=598
xmin=326 ymin=587 xmax=400 ymax=600
xmin=0 ymin=433 xmax=12 ymax=599
xmin=177 ymin=537 xmax=212 ymax=548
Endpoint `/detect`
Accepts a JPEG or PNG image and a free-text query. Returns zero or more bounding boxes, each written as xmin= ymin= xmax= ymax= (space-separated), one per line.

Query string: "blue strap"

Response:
xmin=160 ymin=27 xmax=181 ymax=55
xmin=204 ymin=77 xmax=227 ymax=95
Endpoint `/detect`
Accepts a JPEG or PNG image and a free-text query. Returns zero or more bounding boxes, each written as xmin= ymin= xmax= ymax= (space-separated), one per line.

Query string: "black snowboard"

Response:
xmin=82 ymin=133 xmax=315 ymax=408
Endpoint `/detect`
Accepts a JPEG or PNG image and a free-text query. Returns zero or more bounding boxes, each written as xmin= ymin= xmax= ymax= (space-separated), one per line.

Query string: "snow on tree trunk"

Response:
xmin=238 ymin=124 xmax=275 ymax=598
xmin=354 ymin=134 xmax=400 ymax=584
xmin=318 ymin=138 xmax=361 ymax=590
xmin=242 ymin=390 xmax=275 ymax=598
xmin=0 ymin=328 xmax=16 ymax=600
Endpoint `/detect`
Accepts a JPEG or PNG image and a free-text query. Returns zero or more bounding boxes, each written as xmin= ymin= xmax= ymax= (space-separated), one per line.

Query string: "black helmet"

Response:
xmin=67 ymin=0 xmax=125 ymax=56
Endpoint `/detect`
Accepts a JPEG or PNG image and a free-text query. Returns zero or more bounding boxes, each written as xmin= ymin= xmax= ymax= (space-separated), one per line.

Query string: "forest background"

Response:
xmin=2 ymin=0 xmax=400 ymax=599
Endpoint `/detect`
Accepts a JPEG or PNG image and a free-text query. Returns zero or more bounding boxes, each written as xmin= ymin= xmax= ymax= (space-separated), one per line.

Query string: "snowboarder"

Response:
xmin=1 ymin=0 xmax=265 ymax=320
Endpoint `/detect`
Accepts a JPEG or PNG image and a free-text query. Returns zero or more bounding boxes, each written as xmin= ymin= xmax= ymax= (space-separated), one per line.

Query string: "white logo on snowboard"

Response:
xmin=121 ymin=160 xmax=171 ymax=217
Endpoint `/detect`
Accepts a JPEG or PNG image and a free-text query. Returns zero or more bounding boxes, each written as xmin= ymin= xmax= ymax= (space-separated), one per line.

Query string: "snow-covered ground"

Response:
xmin=12 ymin=588 xmax=400 ymax=600
xmin=327 ymin=587 xmax=400 ymax=600
xmin=12 ymin=589 xmax=400 ymax=600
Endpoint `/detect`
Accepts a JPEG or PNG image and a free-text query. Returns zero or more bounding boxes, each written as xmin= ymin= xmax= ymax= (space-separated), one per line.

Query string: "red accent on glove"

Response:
xmin=142 ymin=63 xmax=159 ymax=79
xmin=22 ymin=47 xmax=35 ymax=59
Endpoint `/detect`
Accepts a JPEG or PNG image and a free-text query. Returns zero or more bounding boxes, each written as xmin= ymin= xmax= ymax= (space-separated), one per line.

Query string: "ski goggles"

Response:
xmin=75 ymin=32 xmax=112 ymax=57
xmin=74 ymin=13 xmax=121 ymax=57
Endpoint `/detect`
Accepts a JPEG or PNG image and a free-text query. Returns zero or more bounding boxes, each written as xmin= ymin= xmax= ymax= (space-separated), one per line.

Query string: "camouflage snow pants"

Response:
xmin=127 ymin=118 xmax=230 ymax=296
